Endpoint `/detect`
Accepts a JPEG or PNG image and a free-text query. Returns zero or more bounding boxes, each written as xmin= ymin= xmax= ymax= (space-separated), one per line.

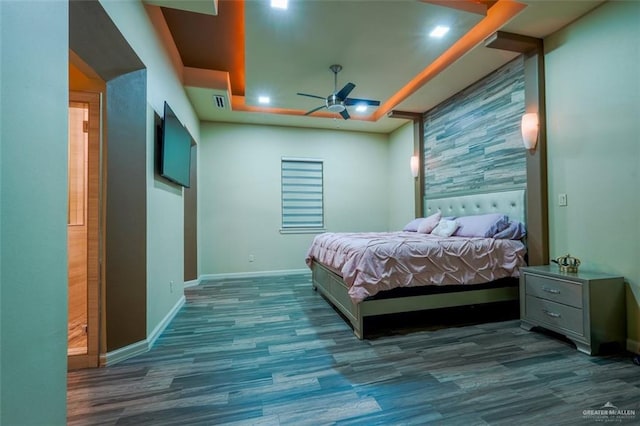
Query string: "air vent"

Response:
xmin=213 ymin=95 xmax=227 ymax=109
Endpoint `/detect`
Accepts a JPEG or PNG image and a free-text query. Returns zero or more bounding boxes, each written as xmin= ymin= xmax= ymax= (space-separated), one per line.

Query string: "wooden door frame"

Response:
xmin=68 ymin=91 xmax=101 ymax=370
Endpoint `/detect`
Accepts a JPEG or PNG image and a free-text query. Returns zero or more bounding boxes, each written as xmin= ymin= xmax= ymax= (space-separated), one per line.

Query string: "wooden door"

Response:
xmin=68 ymin=91 xmax=101 ymax=369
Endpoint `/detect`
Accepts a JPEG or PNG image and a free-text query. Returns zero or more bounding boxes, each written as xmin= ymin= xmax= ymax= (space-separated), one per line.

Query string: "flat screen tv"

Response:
xmin=160 ymin=101 xmax=192 ymax=188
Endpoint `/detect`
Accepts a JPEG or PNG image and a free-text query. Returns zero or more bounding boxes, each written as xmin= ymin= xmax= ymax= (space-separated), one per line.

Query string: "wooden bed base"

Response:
xmin=311 ymin=261 xmax=519 ymax=339
xmin=311 ymin=189 xmax=526 ymax=338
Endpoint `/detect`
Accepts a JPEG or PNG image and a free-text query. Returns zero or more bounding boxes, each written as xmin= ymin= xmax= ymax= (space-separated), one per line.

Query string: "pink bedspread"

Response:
xmin=305 ymin=232 xmax=526 ymax=303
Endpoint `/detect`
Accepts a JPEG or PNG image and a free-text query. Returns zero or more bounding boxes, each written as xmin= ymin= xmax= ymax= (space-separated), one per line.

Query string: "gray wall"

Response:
xmin=388 ymin=122 xmax=417 ymax=229
xmin=98 ymin=0 xmax=201 ymax=338
xmin=544 ymin=1 xmax=640 ymax=352
xmin=198 ymin=122 xmax=393 ymax=275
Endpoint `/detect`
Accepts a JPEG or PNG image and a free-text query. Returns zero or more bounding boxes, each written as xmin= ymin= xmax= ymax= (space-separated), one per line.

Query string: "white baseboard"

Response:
xmin=148 ymin=295 xmax=185 ymax=348
xmin=199 ymin=268 xmax=311 ymax=281
xmin=100 ymin=295 xmax=186 ymax=366
xmin=100 ymin=339 xmax=148 ymax=367
xmin=627 ymin=338 xmax=640 ymax=354
xmin=184 ymin=278 xmax=200 ymax=288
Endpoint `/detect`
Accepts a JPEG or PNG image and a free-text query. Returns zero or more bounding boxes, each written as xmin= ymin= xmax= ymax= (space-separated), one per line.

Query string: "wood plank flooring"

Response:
xmin=67 ymin=273 xmax=640 ymax=425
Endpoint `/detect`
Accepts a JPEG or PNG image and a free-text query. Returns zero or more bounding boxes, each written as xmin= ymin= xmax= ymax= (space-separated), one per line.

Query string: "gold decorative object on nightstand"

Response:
xmin=551 ymin=253 xmax=581 ymax=273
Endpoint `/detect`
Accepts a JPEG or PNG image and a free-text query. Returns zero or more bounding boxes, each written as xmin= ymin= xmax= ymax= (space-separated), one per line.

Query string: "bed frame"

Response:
xmin=311 ymin=189 xmax=526 ymax=339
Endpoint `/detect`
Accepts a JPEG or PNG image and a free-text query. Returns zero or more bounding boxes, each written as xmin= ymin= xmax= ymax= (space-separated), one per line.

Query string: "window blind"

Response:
xmin=281 ymin=158 xmax=324 ymax=229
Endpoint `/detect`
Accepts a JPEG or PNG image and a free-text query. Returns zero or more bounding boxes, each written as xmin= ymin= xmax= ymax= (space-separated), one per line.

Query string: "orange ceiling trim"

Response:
xmin=160 ymin=1 xmax=245 ymax=95
xmin=228 ymin=0 xmax=246 ymax=95
xmin=373 ymin=0 xmax=527 ymax=122
xmin=231 ymin=96 xmax=377 ymax=121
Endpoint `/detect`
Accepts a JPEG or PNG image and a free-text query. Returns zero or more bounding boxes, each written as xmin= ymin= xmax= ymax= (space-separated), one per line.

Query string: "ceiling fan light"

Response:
xmin=270 ymin=0 xmax=288 ymax=10
xmin=326 ymin=94 xmax=345 ymax=112
xmin=430 ymin=25 xmax=450 ymax=38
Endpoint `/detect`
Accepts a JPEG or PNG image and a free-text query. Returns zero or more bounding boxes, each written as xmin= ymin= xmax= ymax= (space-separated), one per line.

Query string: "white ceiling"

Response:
xmin=153 ymin=0 xmax=604 ymax=134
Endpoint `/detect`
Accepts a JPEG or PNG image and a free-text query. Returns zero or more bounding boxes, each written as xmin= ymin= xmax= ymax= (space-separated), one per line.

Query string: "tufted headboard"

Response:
xmin=424 ymin=189 xmax=526 ymax=224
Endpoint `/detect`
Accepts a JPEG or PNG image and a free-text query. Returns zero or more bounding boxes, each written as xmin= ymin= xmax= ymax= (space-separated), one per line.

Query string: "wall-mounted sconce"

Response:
xmin=521 ymin=112 xmax=539 ymax=150
xmin=410 ymin=155 xmax=419 ymax=178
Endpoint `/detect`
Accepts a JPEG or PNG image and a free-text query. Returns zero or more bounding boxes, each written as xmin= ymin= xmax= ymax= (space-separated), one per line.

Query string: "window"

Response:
xmin=281 ymin=158 xmax=324 ymax=232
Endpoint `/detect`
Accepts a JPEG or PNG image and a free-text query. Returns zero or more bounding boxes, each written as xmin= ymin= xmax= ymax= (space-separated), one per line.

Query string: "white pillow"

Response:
xmin=417 ymin=211 xmax=441 ymax=234
xmin=431 ymin=219 xmax=460 ymax=237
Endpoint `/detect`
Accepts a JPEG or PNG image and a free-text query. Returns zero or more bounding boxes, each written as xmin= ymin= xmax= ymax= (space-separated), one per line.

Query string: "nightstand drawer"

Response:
xmin=525 ymin=274 xmax=582 ymax=308
xmin=525 ymin=295 xmax=584 ymax=336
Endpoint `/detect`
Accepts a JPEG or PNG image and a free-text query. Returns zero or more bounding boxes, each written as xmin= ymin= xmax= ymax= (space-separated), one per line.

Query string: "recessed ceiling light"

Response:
xmin=258 ymin=96 xmax=270 ymax=104
xmin=355 ymin=104 xmax=368 ymax=113
xmin=429 ymin=25 xmax=450 ymax=38
xmin=271 ymin=0 xmax=288 ymax=10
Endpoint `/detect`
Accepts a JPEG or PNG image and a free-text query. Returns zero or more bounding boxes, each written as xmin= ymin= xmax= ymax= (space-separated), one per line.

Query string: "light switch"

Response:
xmin=558 ymin=193 xmax=568 ymax=207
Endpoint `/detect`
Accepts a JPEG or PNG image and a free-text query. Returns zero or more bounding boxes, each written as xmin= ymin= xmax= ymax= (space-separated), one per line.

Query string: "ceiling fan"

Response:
xmin=297 ymin=64 xmax=381 ymax=120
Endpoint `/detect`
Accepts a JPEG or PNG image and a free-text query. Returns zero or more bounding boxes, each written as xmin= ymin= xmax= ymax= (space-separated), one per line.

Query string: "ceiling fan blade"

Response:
xmin=305 ymin=105 xmax=327 ymax=116
xmin=335 ymin=82 xmax=355 ymax=100
xmin=344 ymin=97 xmax=381 ymax=107
xmin=339 ymin=109 xmax=350 ymax=120
xmin=297 ymin=92 xmax=326 ymax=100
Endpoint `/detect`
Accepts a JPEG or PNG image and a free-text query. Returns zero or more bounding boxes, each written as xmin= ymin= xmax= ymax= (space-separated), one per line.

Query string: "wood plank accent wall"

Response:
xmin=423 ymin=57 xmax=526 ymax=197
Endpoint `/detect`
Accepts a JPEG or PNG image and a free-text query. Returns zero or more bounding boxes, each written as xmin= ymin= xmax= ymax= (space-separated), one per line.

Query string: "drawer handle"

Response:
xmin=542 ymin=286 xmax=560 ymax=294
xmin=543 ymin=309 xmax=561 ymax=318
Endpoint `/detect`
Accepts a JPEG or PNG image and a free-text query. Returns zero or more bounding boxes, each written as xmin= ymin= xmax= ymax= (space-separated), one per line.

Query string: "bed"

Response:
xmin=305 ymin=189 xmax=527 ymax=339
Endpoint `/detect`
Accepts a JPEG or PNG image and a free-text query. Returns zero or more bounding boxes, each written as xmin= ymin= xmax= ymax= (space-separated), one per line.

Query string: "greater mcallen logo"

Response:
xmin=582 ymin=401 xmax=636 ymax=422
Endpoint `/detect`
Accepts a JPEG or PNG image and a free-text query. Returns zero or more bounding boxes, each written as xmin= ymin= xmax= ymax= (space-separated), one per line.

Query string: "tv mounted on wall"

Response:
xmin=160 ymin=101 xmax=192 ymax=188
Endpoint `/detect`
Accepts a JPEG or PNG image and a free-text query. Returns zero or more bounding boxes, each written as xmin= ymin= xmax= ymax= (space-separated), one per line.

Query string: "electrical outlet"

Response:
xmin=558 ymin=193 xmax=568 ymax=207
xmin=169 ymin=280 xmax=174 ymax=293
xmin=249 ymin=254 xmax=255 ymax=262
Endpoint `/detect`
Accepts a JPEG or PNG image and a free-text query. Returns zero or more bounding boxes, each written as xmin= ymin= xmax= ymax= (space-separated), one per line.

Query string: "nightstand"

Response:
xmin=519 ymin=265 xmax=625 ymax=355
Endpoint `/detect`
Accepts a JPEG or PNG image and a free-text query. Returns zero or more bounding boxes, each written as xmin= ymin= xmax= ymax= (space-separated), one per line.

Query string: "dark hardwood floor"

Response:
xmin=68 ymin=273 xmax=640 ymax=425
